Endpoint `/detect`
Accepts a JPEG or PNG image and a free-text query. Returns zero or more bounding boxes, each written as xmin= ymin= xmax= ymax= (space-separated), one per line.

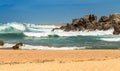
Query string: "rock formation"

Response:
xmin=12 ymin=42 xmax=23 ymax=49
xmin=98 ymin=16 xmax=113 ymax=30
xmin=52 ymin=13 xmax=120 ymax=35
xmin=110 ymin=13 xmax=120 ymax=35
xmin=0 ymin=40 xmax=4 ymax=46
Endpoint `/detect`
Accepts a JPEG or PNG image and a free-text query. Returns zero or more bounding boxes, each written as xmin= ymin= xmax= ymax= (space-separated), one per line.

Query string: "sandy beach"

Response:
xmin=0 ymin=50 xmax=120 ymax=71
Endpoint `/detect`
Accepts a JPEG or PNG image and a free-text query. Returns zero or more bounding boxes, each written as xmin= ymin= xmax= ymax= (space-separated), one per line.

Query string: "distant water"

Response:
xmin=0 ymin=22 xmax=120 ymax=50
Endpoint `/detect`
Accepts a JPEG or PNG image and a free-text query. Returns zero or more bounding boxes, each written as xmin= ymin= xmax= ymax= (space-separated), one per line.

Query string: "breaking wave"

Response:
xmin=0 ymin=22 xmax=25 ymax=32
xmin=0 ymin=22 xmax=120 ymax=49
xmin=100 ymin=37 xmax=120 ymax=42
xmin=0 ymin=43 xmax=86 ymax=50
xmin=0 ymin=22 xmax=114 ymax=38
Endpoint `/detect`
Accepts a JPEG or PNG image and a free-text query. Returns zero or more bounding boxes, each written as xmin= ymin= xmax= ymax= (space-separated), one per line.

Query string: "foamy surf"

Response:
xmin=0 ymin=22 xmax=120 ymax=49
xmin=21 ymin=45 xmax=84 ymax=50
xmin=0 ymin=43 xmax=86 ymax=50
xmin=0 ymin=22 xmax=115 ymax=37
xmin=23 ymin=29 xmax=114 ymax=37
xmin=100 ymin=38 xmax=120 ymax=42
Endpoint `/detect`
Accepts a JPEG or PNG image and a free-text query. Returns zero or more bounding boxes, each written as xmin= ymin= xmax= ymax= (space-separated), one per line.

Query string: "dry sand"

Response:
xmin=0 ymin=50 xmax=120 ymax=71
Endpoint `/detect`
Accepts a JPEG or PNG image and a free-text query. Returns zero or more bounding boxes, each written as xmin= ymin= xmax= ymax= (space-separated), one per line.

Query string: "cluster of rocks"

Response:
xmin=52 ymin=13 xmax=120 ymax=35
xmin=0 ymin=40 xmax=23 ymax=49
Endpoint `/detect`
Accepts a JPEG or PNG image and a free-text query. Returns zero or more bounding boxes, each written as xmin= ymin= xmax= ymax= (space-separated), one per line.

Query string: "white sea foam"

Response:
xmin=0 ymin=43 xmax=15 ymax=48
xmin=54 ymin=29 xmax=113 ymax=36
xmin=0 ymin=22 xmax=26 ymax=32
xmin=21 ymin=45 xmax=80 ymax=50
xmin=100 ymin=38 xmax=120 ymax=42
xmin=0 ymin=25 xmax=8 ymax=31
xmin=0 ymin=22 xmax=114 ymax=37
xmin=23 ymin=29 xmax=114 ymax=37
xmin=26 ymin=24 xmax=58 ymax=28
xmin=7 ymin=22 xmax=26 ymax=31
xmin=0 ymin=43 xmax=86 ymax=50
xmin=23 ymin=32 xmax=50 ymax=37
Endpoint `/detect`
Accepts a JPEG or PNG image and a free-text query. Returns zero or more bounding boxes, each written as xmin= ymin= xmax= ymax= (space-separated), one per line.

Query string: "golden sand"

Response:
xmin=0 ymin=50 xmax=120 ymax=71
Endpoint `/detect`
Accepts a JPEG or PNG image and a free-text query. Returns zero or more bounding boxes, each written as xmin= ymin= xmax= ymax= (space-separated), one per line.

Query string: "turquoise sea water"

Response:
xmin=0 ymin=22 xmax=120 ymax=49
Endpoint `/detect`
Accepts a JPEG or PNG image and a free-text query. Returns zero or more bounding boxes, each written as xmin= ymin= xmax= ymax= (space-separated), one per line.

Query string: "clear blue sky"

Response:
xmin=0 ymin=0 xmax=120 ymax=24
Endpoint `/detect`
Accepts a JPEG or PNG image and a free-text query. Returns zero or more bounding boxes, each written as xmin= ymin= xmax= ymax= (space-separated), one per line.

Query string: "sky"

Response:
xmin=0 ymin=0 xmax=120 ymax=24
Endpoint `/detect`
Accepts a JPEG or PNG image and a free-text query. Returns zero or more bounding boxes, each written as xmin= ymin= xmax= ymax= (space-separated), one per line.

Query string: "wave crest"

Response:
xmin=100 ymin=38 xmax=120 ymax=42
xmin=0 ymin=22 xmax=115 ymax=38
xmin=0 ymin=22 xmax=26 ymax=32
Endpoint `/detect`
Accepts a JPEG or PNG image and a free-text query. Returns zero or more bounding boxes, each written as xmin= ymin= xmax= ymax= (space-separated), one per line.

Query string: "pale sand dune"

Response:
xmin=0 ymin=50 xmax=120 ymax=71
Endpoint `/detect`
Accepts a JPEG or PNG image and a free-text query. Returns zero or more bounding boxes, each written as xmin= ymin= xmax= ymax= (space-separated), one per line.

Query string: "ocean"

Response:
xmin=0 ymin=22 xmax=120 ymax=50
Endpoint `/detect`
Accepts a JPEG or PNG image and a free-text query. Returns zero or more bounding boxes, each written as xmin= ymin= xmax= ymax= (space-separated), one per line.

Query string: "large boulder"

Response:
xmin=110 ymin=13 xmax=120 ymax=24
xmin=110 ymin=13 xmax=120 ymax=20
xmin=85 ymin=22 xmax=96 ymax=31
xmin=83 ymin=14 xmax=97 ymax=23
xmin=89 ymin=14 xmax=97 ymax=23
xmin=96 ymin=22 xmax=103 ymax=30
xmin=72 ymin=18 xmax=81 ymax=25
xmin=99 ymin=16 xmax=109 ymax=22
xmin=78 ymin=26 xmax=85 ymax=31
xmin=64 ymin=24 xmax=72 ymax=32
xmin=72 ymin=18 xmax=85 ymax=26
xmin=0 ymin=40 xmax=4 ymax=46
xmin=98 ymin=15 xmax=113 ymax=30
xmin=70 ymin=25 xmax=77 ymax=31
xmin=12 ymin=42 xmax=23 ymax=49
xmin=110 ymin=13 xmax=120 ymax=35
xmin=103 ymin=22 xmax=113 ymax=30
xmin=83 ymin=14 xmax=97 ymax=31
xmin=113 ymin=24 xmax=120 ymax=35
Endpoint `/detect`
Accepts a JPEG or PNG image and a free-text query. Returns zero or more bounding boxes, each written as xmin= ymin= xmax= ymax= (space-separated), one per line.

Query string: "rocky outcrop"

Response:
xmin=99 ymin=16 xmax=109 ymax=22
xmin=110 ymin=13 xmax=120 ymax=35
xmin=97 ymin=16 xmax=113 ymax=30
xmin=113 ymin=24 xmax=120 ymax=35
xmin=12 ymin=43 xmax=23 ymax=49
xmin=52 ymin=13 xmax=120 ymax=35
xmin=71 ymin=14 xmax=98 ymax=31
xmin=0 ymin=40 xmax=4 ymax=46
